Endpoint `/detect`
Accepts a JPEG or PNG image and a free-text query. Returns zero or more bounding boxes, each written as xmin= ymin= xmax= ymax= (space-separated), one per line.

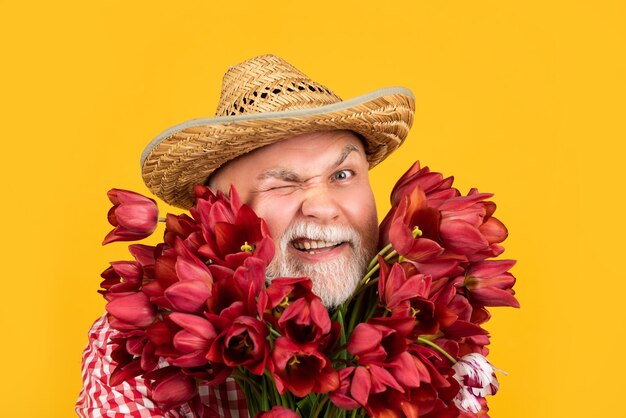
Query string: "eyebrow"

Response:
xmin=333 ymin=144 xmax=358 ymax=167
xmin=257 ymin=169 xmax=302 ymax=182
xmin=256 ymin=144 xmax=359 ymax=182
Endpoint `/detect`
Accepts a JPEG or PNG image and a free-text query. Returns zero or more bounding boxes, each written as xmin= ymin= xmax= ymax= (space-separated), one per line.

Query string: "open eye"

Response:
xmin=332 ymin=169 xmax=355 ymax=182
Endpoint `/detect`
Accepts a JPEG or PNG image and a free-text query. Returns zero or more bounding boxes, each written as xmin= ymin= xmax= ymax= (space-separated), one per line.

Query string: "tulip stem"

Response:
xmin=352 ymin=276 xmax=379 ymax=301
xmin=359 ymin=249 xmax=399 ymax=289
xmin=263 ymin=370 xmax=283 ymax=406
xmin=336 ymin=310 xmax=347 ymax=362
xmin=268 ymin=326 xmax=282 ymax=338
xmin=367 ymin=243 xmax=393 ymax=270
xmin=417 ymin=336 xmax=457 ymax=364
xmin=347 ymin=290 xmax=364 ymax=335
xmin=384 ymin=249 xmax=398 ymax=262
xmin=310 ymin=396 xmax=329 ymax=418
xmin=232 ymin=369 xmax=262 ymax=394
xmin=261 ymin=376 xmax=269 ymax=411
xmin=365 ymin=245 xmax=399 ymax=273
xmin=360 ymin=264 xmax=380 ymax=285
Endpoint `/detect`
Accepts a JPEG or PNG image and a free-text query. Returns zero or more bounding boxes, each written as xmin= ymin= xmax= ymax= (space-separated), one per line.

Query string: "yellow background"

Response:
xmin=1 ymin=1 xmax=624 ymax=416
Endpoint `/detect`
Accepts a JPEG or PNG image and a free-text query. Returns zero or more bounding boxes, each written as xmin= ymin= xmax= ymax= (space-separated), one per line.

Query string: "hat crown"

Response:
xmin=215 ymin=54 xmax=342 ymax=117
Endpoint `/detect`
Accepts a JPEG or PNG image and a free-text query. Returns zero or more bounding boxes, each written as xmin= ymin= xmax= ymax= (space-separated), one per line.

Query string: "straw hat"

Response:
xmin=141 ymin=54 xmax=415 ymax=209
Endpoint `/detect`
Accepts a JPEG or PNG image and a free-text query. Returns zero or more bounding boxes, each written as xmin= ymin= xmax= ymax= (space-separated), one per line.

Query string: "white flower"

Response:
xmin=452 ymin=353 xmax=502 ymax=413
xmin=453 ymin=386 xmax=483 ymax=413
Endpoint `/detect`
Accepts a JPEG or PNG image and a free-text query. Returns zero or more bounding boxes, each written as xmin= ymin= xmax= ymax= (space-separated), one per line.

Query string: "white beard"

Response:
xmin=265 ymin=221 xmax=373 ymax=308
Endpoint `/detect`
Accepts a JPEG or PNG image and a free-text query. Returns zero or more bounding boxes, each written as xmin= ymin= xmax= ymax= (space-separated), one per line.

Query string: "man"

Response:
xmin=77 ymin=54 xmax=415 ymax=417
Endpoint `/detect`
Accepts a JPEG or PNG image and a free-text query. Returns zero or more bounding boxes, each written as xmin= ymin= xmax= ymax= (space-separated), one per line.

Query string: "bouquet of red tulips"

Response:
xmin=100 ymin=161 xmax=518 ymax=417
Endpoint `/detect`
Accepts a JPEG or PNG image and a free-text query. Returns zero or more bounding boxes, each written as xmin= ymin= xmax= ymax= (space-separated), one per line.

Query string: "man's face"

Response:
xmin=209 ymin=130 xmax=379 ymax=307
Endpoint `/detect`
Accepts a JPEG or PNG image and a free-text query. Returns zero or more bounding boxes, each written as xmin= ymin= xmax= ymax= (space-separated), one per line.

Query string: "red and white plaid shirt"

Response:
xmin=76 ymin=314 xmax=249 ymax=418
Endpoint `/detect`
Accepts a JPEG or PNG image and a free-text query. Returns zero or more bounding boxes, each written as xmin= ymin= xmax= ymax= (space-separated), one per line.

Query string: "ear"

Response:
xmin=204 ymin=167 xmax=224 ymax=193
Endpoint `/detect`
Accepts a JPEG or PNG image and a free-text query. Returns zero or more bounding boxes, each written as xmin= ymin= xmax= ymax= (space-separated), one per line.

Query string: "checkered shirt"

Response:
xmin=76 ymin=314 xmax=249 ymax=417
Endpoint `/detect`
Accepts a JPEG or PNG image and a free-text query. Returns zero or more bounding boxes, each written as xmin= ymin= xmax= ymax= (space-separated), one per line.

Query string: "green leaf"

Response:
xmin=337 ymin=309 xmax=347 ymax=362
xmin=296 ymin=393 xmax=315 ymax=417
xmin=261 ymin=375 xmax=269 ymax=411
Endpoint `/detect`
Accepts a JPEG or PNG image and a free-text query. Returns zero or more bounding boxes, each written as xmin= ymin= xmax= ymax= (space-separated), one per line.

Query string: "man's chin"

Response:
xmin=266 ymin=255 xmax=364 ymax=309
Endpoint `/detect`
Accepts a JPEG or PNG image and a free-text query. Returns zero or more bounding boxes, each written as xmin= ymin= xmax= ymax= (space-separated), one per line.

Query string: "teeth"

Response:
xmin=293 ymin=240 xmax=340 ymax=251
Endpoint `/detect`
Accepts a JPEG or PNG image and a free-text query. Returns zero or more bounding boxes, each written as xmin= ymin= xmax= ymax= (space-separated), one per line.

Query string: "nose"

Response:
xmin=300 ymin=186 xmax=341 ymax=223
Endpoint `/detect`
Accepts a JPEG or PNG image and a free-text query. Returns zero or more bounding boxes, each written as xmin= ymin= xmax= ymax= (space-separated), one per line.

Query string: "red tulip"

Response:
xmin=103 ymin=189 xmax=159 ymax=245
xmin=108 ymin=357 xmax=144 ymax=387
xmin=145 ymin=319 xmax=178 ymax=357
xmin=128 ymin=243 xmax=158 ymax=269
xmin=381 ymin=162 xmax=511 ymax=277
xmin=106 ymin=291 xmax=156 ymax=329
xmin=258 ymin=277 xmax=317 ymax=323
xmin=348 ymin=320 xmax=419 ymax=362
xmin=165 ymin=313 xmax=218 ymax=368
xmin=164 ymin=280 xmax=211 ymax=313
xmin=207 ymin=257 xmax=267 ymax=315
xmin=207 ymin=316 xmax=269 ymax=375
xmin=270 ymin=337 xmax=339 ymax=397
xmin=330 ymin=356 xmax=425 ymax=417
xmin=464 ymin=260 xmax=519 ymax=308
xmin=364 ymin=387 xmax=419 ymax=418
xmin=388 ymin=195 xmax=445 ymax=262
xmin=148 ymin=368 xmax=197 ymax=411
xmin=329 ymin=367 xmax=360 ymax=410
xmin=163 ymin=253 xmax=214 ymax=313
xmin=278 ymin=297 xmax=331 ymax=346
xmin=438 ymin=190 xmax=508 ymax=260
xmin=390 ymin=161 xmax=456 ymax=208
xmin=195 ymin=186 xmax=275 ymax=270
xmin=400 ymin=379 xmax=466 ymax=418
xmin=164 ymin=212 xmax=199 ymax=248
xmin=99 ymin=261 xmax=143 ymax=296
xmin=344 ymin=322 xmax=430 ymax=412
xmin=378 ymin=258 xmax=431 ymax=315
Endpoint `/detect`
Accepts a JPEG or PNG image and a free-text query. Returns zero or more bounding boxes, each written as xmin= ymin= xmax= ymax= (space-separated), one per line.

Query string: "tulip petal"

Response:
xmin=165 ymin=280 xmax=211 ymax=313
xmin=106 ymin=292 xmax=155 ymax=328
xmin=114 ymin=204 xmax=158 ymax=231
xmin=151 ymin=372 xmax=196 ymax=407
xmin=470 ymin=287 xmax=520 ymax=308
xmin=468 ymin=259 xmax=516 ymax=277
xmin=479 ymin=216 xmax=508 ymax=244
xmin=110 ymin=261 xmax=142 ymax=282
xmin=440 ymin=219 xmax=489 ymax=254
xmin=175 ymin=256 xmax=213 ymax=284
xmin=169 ymin=350 xmax=209 ymax=368
xmin=388 ymin=351 xmax=422 ymax=389
xmin=368 ymin=364 xmax=404 ymax=393
xmin=169 ymin=312 xmax=217 ymax=340
xmin=109 ymin=359 xmax=143 ymax=386
xmin=347 ymin=324 xmax=382 ymax=357
xmin=350 ymin=366 xmax=371 ymax=406
xmin=173 ymin=330 xmax=210 ymax=353
xmin=128 ymin=244 xmax=157 ymax=267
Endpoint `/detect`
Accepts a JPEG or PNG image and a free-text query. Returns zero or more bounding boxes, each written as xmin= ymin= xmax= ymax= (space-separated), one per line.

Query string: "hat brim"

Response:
xmin=141 ymin=86 xmax=415 ymax=209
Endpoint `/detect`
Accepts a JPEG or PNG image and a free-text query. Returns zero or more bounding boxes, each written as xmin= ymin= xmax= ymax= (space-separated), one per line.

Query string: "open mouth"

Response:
xmin=291 ymin=239 xmax=345 ymax=255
